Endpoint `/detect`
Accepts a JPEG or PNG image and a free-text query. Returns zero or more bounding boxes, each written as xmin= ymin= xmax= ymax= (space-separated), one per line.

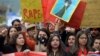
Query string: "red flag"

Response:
xmin=42 ymin=0 xmax=48 ymax=19
xmin=66 ymin=0 xmax=87 ymax=29
xmin=44 ymin=0 xmax=56 ymax=23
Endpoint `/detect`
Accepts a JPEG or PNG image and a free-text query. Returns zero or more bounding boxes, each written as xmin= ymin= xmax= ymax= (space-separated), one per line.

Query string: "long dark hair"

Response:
xmin=37 ymin=28 xmax=50 ymax=38
xmin=70 ymin=30 xmax=90 ymax=55
xmin=92 ymin=35 xmax=100 ymax=51
xmin=6 ymin=27 xmax=17 ymax=45
xmin=65 ymin=32 xmax=76 ymax=47
xmin=47 ymin=33 xmax=67 ymax=56
xmin=36 ymin=28 xmax=50 ymax=45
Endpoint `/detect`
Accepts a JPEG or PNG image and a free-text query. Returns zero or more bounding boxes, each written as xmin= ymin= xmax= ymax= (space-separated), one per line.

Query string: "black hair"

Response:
xmin=36 ymin=28 xmax=50 ymax=44
xmin=12 ymin=19 xmax=21 ymax=25
xmin=65 ymin=32 xmax=76 ymax=47
xmin=91 ymin=35 xmax=100 ymax=47
xmin=47 ymin=33 xmax=67 ymax=56
xmin=6 ymin=27 xmax=18 ymax=45
xmin=70 ymin=30 xmax=91 ymax=55
xmin=90 ymin=28 xmax=100 ymax=32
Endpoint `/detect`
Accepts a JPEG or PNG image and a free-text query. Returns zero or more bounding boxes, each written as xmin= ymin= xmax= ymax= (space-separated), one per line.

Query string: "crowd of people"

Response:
xmin=0 ymin=19 xmax=100 ymax=56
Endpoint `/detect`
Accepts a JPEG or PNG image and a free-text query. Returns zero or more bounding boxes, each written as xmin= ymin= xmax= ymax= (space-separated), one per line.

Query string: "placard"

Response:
xmin=51 ymin=0 xmax=80 ymax=22
xmin=21 ymin=0 xmax=43 ymax=23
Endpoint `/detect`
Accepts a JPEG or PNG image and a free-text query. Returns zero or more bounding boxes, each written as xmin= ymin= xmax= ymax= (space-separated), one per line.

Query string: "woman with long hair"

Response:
xmin=5 ymin=27 xmax=18 ymax=45
xmin=68 ymin=30 xmax=91 ymax=56
xmin=47 ymin=33 xmax=67 ymax=56
xmin=0 ymin=32 xmax=29 ymax=54
xmin=65 ymin=33 xmax=76 ymax=52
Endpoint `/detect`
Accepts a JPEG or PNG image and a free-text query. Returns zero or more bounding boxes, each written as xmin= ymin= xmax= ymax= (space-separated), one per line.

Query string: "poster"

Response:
xmin=21 ymin=0 xmax=43 ymax=23
xmin=81 ymin=0 xmax=100 ymax=28
xmin=51 ymin=0 xmax=80 ymax=22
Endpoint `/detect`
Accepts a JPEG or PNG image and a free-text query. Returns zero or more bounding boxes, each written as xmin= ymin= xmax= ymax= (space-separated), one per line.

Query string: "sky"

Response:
xmin=0 ymin=0 xmax=21 ymax=26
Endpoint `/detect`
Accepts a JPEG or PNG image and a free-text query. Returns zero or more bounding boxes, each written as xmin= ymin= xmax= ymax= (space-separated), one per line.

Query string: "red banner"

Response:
xmin=3 ymin=52 xmax=47 ymax=56
xmin=42 ymin=0 xmax=48 ymax=19
xmin=44 ymin=0 xmax=56 ymax=23
xmin=15 ymin=52 xmax=47 ymax=56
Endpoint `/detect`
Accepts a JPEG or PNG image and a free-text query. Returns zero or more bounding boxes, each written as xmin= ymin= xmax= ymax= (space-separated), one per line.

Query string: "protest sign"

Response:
xmin=51 ymin=0 xmax=80 ymax=22
xmin=21 ymin=0 xmax=43 ymax=23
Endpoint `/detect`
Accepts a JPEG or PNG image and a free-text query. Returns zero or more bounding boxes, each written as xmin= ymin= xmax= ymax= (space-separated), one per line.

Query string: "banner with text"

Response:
xmin=21 ymin=0 xmax=43 ymax=23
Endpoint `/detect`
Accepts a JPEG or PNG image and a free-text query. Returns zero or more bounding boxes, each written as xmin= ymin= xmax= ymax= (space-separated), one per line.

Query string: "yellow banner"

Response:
xmin=81 ymin=0 xmax=100 ymax=28
xmin=21 ymin=0 xmax=43 ymax=23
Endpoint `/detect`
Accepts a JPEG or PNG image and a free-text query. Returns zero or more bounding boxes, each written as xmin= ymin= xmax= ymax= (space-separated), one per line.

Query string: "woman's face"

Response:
xmin=16 ymin=34 xmax=25 ymax=46
xmin=48 ymin=24 xmax=55 ymax=32
xmin=51 ymin=36 xmax=60 ymax=49
xmin=68 ymin=35 xmax=75 ymax=47
xmin=9 ymin=28 xmax=17 ymax=38
xmin=93 ymin=39 xmax=100 ymax=50
xmin=79 ymin=34 xmax=87 ymax=46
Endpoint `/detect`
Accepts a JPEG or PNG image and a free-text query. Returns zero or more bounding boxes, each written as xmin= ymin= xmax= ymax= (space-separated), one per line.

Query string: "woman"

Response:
xmin=12 ymin=32 xmax=29 ymax=52
xmin=65 ymin=33 xmax=75 ymax=52
xmin=47 ymin=33 xmax=67 ymax=56
xmin=47 ymin=22 xmax=55 ymax=33
xmin=0 ymin=27 xmax=8 ymax=52
xmin=5 ymin=27 xmax=18 ymax=45
xmin=0 ymin=32 xmax=29 ymax=54
xmin=67 ymin=30 xmax=91 ymax=56
xmin=87 ymin=36 xmax=100 ymax=55
xmin=92 ymin=36 xmax=100 ymax=51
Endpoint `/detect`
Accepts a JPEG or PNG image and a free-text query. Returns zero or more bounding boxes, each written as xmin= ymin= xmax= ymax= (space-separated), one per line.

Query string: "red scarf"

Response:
xmin=78 ymin=48 xmax=88 ymax=56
